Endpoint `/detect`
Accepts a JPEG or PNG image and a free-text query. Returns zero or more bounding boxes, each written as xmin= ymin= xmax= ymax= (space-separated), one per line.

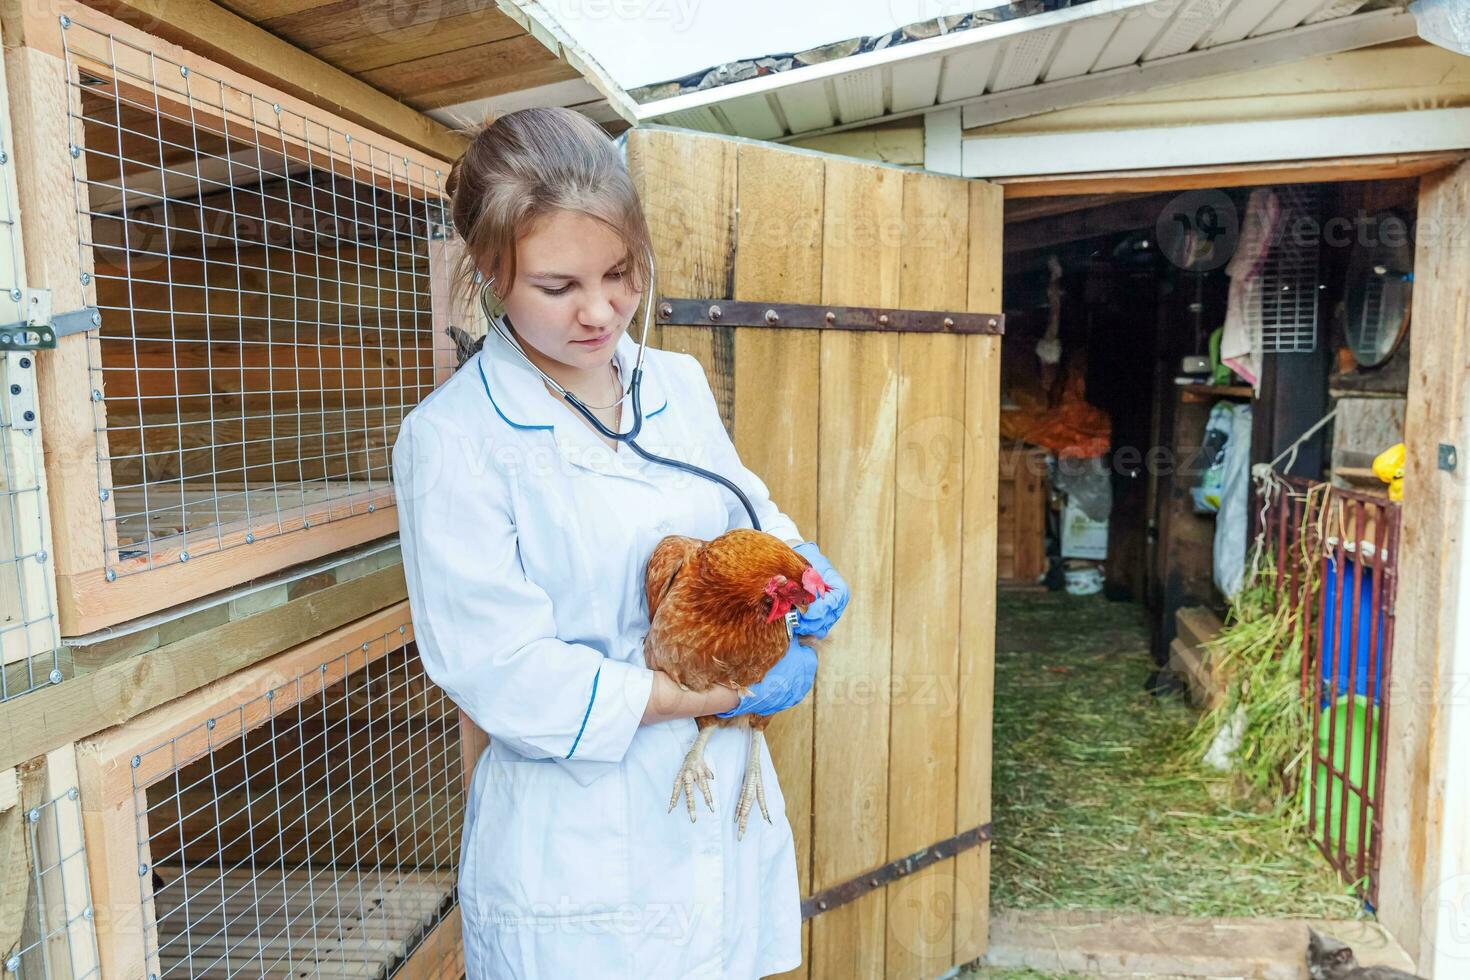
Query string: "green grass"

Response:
xmin=989 ymin=591 xmax=1360 ymax=920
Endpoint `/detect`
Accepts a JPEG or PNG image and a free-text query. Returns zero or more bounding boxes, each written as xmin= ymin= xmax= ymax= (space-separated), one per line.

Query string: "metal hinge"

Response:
xmin=0 ymin=290 xmax=102 ymax=351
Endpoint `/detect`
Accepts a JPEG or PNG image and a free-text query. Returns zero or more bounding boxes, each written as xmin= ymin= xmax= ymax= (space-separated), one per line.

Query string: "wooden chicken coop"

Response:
xmin=628 ymin=127 xmax=1003 ymax=980
xmin=73 ymin=603 xmax=471 ymax=978
xmin=8 ymin=0 xmax=461 ymax=636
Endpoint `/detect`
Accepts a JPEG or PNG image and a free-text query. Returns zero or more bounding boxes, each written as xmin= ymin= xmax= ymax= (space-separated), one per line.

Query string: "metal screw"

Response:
xmin=825 ymin=311 xmax=836 ymax=324
xmin=22 ymin=411 xmax=33 ymax=422
xmin=27 ymin=808 xmax=38 ymax=823
xmin=988 ymin=318 xmax=998 ymax=328
xmin=1440 ymin=444 xmax=1458 ymax=473
xmin=206 ymin=717 xmax=215 ymax=729
xmin=91 ymin=389 xmax=103 ymax=402
xmin=35 ymin=550 xmax=45 ymax=563
xmin=68 ymin=788 xmax=78 ymax=801
xmin=9 ymin=384 xmax=19 ymax=395
xmin=68 ymin=143 xmax=80 ymax=158
xmin=266 ymin=689 xmax=274 ymax=700
xmin=869 ymin=878 xmax=880 ymax=887
xmin=707 ymin=304 xmax=722 ymax=321
xmin=245 ymin=532 xmax=255 ymax=544
xmin=105 ymin=568 xmax=116 ymax=582
xmin=99 ymin=488 xmax=109 ymax=501
xmin=345 ymin=133 xmax=352 ymax=142
xmin=179 ymin=550 xmax=190 ymax=562
xmin=8 ymin=288 xmax=19 ymax=302
xmin=138 ymin=863 xmax=148 ymax=877
xmin=48 ymin=668 xmax=61 ymax=684
xmin=362 ymin=642 xmax=370 ymax=651
xmin=0 ymin=151 xmax=8 ymax=165
xmin=82 ymin=905 xmax=92 ymax=919
xmin=878 ymin=314 xmax=889 ymax=326
xmin=91 ymin=310 xmax=101 ymax=326
xmin=17 ymin=358 xmax=28 ymax=369
xmin=399 ymin=625 xmax=406 ymax=634
xmin=131 ymin=755 xmax=141 ymax=768
xmin=402 ymin=156 xmax=409 ymax=168
xmin=0 ymin=336 xmax=10 ymax=347
xmin=80 ymin=272 xmax=91 ymax=285
xmin=303 ymin=519 xmax=310 ymax=529
xmin=179 ymin=65 xmax=189 ymax=77
xmin=764 ymin=309 xmax=780 ymax=325
xmin=658 ymin=302 xmax=672 ymax=319
xmin=272 ymin=103 xmax=281 ymax=113
xmin=943 ymin=317 xmax=955 ymax=329
xmin=6 ymin=954 xmax=19 ymax=973
xmin=817 ymin=899 xmax=828 ymax=910
xmin=59 ymin=14 xmax=70 ymax=27
xmin=367 ymin=503 xmax=375 ymax=513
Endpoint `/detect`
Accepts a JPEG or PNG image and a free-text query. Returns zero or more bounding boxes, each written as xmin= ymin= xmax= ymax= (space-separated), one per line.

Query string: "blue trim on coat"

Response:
xmin=566 ymin=663 xmax=602 ymax=759
xmin=477 ymin=351 xmax=669 ymax=426
xmin=477 ymin=356 xmax=554 ymax=431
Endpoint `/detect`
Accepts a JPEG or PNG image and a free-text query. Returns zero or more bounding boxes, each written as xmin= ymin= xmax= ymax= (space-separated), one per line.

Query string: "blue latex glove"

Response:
xmin=715 ymin=635 xmax=817 ymax=718
xmin=792 ymin=541 xmax=849 ymax=639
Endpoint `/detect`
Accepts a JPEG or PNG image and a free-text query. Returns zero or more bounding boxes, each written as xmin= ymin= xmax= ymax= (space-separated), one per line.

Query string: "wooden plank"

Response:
xmin=37 ymin=745 xmax=100 ymax=979
xmin=955 ymin=177 xmax=1002 ymax=965
xmin=83 ymin=601 xmax=412 ymax=801
xmin=624 ymin=127 xmax=738 ymax=354
xmin=56 ymin=0 xmax=466 ymax=162
xmin=0 ymin=41 xmax=62 ymax=670
xmin=731 ymin=138 xmax=823 ymax=980
xmin=0 ymin=562 xmax=407 ymax=770
xmin=886 ymin=170 xmax=968 ymax=978
xmin=1378 ymin=157 xmax=1470 ymax=965
xmin=811 ymin=155 xmax=901 ymax=980
xmin=58 ymin=492 xmax=396 ymax=634
xmin=997 ymin=151 xmax=1465 ymax=198
xmin=395 ymin=903 xmax=464 ymax=980
xmin=4 ymin=44 xmax=116 ymax=588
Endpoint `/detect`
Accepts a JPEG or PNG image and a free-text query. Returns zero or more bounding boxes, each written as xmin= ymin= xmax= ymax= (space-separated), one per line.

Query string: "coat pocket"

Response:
xmin=465 ymin=755 xmax=632 ymax=924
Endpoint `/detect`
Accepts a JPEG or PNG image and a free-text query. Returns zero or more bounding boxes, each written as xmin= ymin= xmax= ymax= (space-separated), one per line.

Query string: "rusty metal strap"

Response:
xmin=657 ymin=299 xmax=1004 ymax=335
xmin=800 ymin=822 xmax=993 ymax=920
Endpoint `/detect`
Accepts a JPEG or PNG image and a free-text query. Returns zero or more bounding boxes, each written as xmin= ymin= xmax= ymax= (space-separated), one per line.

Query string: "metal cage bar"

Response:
xmin=59 ymin=17 xmax=445 ymax=579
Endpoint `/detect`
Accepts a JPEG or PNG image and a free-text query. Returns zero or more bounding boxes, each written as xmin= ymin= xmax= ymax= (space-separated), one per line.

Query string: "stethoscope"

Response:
xmin=477 ymin=250 xmax=763 ymax=532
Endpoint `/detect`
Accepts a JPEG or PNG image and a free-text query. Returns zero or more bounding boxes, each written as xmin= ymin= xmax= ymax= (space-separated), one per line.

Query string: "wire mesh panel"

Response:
xmin=1244 ymin=184 xmax=1321 ymax=354
xmin=59 ymin=17 xmax=445 ymax=577
xmin=128 ymin=636 xmax=463 ymax=978
xmin=0 ymin=40 xmax=62 ymax=700
xmin=2 ymin=778 xmax=102 ymax=979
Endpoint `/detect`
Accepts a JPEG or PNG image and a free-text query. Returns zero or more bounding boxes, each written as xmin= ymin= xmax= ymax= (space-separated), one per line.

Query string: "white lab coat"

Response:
xmin=391 ymin=327 xmax=805 ymax=979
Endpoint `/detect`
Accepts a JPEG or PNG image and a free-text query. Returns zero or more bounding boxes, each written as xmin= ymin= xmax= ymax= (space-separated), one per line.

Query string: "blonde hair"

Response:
xmin=445 ymin=108 xmax=653 ymax=309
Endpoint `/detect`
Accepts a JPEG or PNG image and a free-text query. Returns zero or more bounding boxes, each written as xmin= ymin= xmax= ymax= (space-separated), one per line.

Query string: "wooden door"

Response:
xmin=628 ymin=127 xmax=1002 ymax=980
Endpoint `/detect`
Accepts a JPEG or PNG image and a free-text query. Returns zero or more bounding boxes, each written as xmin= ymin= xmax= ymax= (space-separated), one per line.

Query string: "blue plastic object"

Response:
xmin=1318 ymin=555 xmax=1385 ymax=706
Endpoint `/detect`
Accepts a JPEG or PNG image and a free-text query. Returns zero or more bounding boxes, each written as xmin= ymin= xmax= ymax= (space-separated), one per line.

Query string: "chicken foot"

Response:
xmin=669 ymin=725 xmax=717 ymax=822
xmin=735 ymin=726 xmax=771 ymax=841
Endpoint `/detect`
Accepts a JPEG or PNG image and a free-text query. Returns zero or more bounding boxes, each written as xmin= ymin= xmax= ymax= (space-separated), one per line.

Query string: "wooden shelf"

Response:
xmin=1178 ymin=383 xmax=1254 ymax=403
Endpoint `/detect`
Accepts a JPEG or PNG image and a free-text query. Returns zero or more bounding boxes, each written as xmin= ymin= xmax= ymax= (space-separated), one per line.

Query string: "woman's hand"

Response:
xmin=642 ymin=671 xmax=741 ymax=725
xmin=715 ymin=636 xmax=817 ymax=718
xmin=793 ymin=541 xmax=849 ymax=639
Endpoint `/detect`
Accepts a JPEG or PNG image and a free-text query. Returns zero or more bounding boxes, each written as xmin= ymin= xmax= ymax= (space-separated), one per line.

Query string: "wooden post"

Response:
xmin=1377 ymin=156 xmax=1470 ymax=970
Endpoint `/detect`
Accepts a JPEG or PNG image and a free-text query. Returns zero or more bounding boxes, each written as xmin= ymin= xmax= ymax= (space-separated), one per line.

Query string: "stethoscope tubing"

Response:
xmin=477 ymin=257 xmax=763 ymax=532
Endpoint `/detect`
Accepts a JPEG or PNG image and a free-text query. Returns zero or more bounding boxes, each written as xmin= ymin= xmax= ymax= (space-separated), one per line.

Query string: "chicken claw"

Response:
xmin=735 ymin=728 xmax=772 ymax=841
xmin=669 ymin=726 xmax=717 ymax=822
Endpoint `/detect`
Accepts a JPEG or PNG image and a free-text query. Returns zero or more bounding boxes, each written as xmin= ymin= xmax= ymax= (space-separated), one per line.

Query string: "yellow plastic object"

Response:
xmin=1372 ymin=443 xmax=1406 ymax=501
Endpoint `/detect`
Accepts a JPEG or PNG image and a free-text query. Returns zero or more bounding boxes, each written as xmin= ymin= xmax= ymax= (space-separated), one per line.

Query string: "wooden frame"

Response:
xmin=74 ymin=601 xmax=474 ymax=980
xmin=0 ymin=37 xmax=64 ymax=681
xmin=3 ymin=0 xmax=455 ymax=635
xmin=0 ymin=746 xmax=101 ymax=978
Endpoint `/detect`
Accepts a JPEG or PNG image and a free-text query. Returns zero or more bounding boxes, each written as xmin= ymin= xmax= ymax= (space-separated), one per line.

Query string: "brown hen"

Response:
xmin=642 ymin=529 xmax=828 ymax=839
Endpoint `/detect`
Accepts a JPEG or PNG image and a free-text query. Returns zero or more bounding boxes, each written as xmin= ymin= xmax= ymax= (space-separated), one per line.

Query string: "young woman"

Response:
xmin=391 ymin=107 xmax=849 ymax=978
